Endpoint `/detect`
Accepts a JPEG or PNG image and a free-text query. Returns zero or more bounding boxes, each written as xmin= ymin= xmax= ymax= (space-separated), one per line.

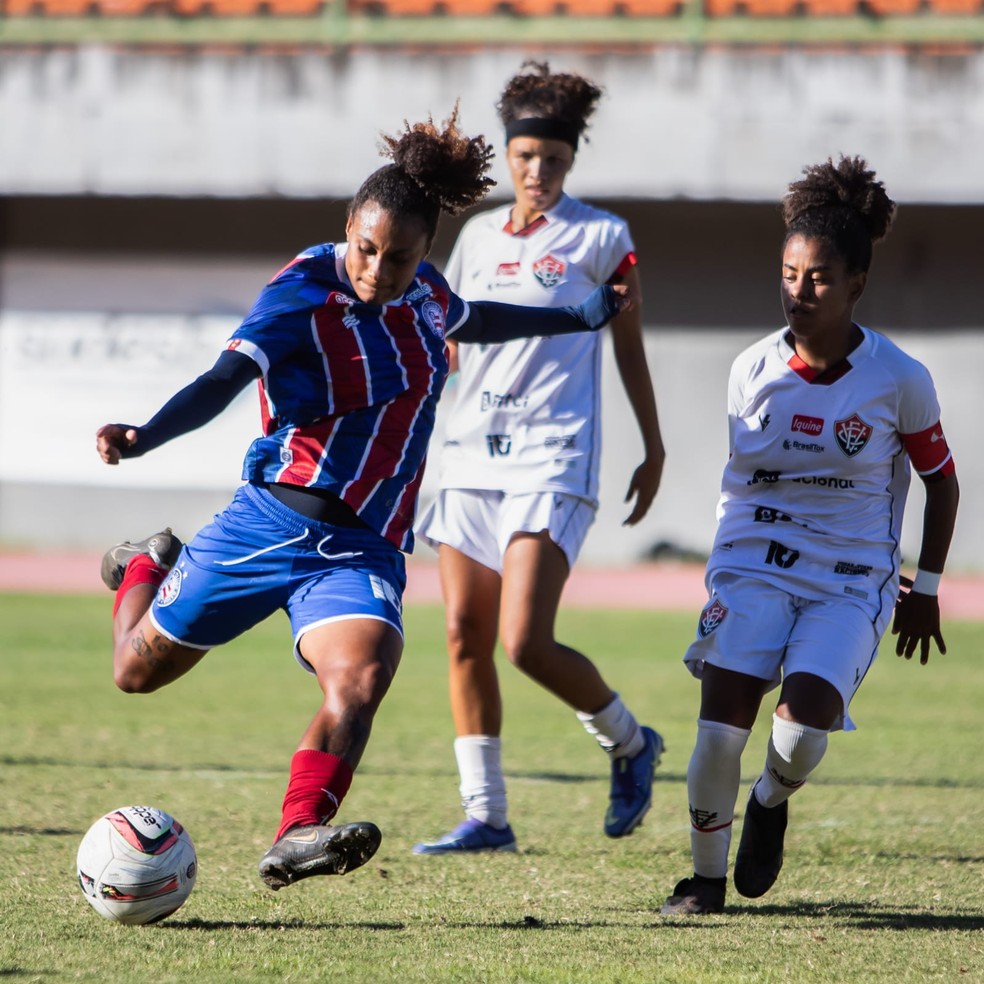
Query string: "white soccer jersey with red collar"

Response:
xmin=710 ymin=325 xmax=953 ymax=619
xmin=436 ymin=193 xmax=635 ymax=503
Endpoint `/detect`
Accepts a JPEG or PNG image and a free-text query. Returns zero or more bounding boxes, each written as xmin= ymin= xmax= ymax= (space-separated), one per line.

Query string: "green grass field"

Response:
xmin=1 ymin=593 xmax=982 ymax=983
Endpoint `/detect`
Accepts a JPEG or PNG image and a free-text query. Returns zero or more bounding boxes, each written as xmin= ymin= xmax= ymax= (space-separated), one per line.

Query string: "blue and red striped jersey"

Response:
xmin=227 ymin=242 xmax=468 ymax=552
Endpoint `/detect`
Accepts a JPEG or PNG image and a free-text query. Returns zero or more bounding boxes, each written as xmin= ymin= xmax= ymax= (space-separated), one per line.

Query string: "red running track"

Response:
xmin=0 ymin=552 xmax=979 ymax=619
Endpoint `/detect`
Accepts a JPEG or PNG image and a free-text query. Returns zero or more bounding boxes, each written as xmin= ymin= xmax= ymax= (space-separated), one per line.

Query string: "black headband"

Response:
xmin=505 ymin=117 xmax=579 ymax=152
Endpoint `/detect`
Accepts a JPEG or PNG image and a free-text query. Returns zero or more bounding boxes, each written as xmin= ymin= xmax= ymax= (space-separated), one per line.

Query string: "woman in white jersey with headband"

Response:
xmin=414 ymin=62 xmax=667 ymax=854
xmin=661 ymin=156 xmax=960 ymax=915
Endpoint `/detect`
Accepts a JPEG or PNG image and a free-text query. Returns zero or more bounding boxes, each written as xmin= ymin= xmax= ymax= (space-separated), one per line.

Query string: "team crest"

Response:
xmin=532 ymin=254 xmax=566 ymax=289
xmin=834 ymin=413 xmax=873 ymax=457
xmin=156 ymin=567 xmax=183 ymax=608
xmin=420 ymin=299 xmax=446 ymax=338
xmin=697 ymin=599 xmax=728 ymax=638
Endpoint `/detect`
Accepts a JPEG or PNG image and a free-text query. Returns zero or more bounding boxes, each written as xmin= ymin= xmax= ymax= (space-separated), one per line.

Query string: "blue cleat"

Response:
xmin=604 ymin=725 xmax=664 ymax=838
xmin=412 ymin=818 xmax=518 ymax=855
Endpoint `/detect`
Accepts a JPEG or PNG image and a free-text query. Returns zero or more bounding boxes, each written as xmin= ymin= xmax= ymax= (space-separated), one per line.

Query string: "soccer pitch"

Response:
xmin=1 ymin=594 xmax=982 ymax=982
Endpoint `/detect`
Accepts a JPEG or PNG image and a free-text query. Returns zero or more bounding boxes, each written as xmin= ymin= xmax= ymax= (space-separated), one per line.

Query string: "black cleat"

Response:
xmin=660 ymin=875 xmax=726 ymax=915
xmin=734 ymin=786 xmax=788 ymax=899
xmin=258 ymin=821 xmax=382 ymax=891
xmin=101 ymin=528 xmax=183 ymax=590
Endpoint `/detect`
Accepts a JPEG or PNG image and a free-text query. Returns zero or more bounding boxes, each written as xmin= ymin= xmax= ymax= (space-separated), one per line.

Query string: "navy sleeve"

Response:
xmin=120 ymin=349 xmax=261 ymax=458
xmin=450 ymin=284 xmax=621 ymax=345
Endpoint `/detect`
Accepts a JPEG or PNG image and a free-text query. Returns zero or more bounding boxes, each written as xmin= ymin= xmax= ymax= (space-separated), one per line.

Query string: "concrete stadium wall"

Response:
xmin=2 ymin=45 xmax=984 ymax=202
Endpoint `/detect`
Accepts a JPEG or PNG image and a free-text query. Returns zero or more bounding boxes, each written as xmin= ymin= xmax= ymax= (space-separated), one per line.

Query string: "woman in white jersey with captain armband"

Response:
xmin=661 ymin=156 xmax=960 ymax=916
xmin=414 ymin=62 xmax=667 ymax=855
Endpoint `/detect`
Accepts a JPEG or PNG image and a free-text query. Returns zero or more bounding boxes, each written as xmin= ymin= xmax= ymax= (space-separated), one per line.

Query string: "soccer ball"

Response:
xmin=77 ymin=805 xmax=197 ymax=925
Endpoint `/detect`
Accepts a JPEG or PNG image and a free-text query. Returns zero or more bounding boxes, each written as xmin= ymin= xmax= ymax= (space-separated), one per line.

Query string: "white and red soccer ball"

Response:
xmin=77 ymin=806 xmax=197 ymax=925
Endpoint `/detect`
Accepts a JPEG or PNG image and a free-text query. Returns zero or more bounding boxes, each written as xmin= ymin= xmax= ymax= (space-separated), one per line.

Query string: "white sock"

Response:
xmin=454 ymin=735 xmax=508 ymax=829
xmin=576 ymin=693 xmax=644 ymax=759
xmin=687 ymin=718 xmax=751 ymax=879
xmin=754 ymin=713 xmax=828 ymax=809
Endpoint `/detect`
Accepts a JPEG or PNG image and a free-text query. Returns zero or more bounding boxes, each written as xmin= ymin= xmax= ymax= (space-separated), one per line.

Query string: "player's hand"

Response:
xmin=96 ymin=424 xmax=139 ymax=465
xmin=891 ymin=576 xmax=946 ymax=665
xmin=622 ymin=453 xmax=664 ymax=526
xmin=611 ymin=283 xmax=634 ymax=313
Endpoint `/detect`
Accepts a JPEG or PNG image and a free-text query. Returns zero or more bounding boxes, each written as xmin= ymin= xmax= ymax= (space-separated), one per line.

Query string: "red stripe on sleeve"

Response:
xmin=607 ymin=251 xmax=637 ymax=284
xmin=902 ymin=421 xmax=955 ymax=477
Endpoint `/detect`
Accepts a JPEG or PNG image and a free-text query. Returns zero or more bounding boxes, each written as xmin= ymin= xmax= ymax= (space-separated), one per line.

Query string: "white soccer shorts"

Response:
xmin=683 ymin=570 xmax=882 ymax=731
xmin=416 ymin=488 xmax=595 ymax=574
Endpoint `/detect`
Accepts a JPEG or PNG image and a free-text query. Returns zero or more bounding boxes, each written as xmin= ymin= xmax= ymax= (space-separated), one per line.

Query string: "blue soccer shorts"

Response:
xmin=149 ymin=482 xmax=406 ymax=672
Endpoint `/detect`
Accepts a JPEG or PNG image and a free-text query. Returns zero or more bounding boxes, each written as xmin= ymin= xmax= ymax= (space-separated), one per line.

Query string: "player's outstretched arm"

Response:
xmin=96 ymin=349 xmax=260 ymax=464
xmin=453 ymin=284 xmax=631 ymax=345
xmin=891 ymin=470 xmax=960 ymax=664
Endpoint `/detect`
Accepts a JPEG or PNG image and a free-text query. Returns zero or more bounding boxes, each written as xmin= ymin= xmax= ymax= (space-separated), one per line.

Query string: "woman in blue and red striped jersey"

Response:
xmin=94 ymin=109 xmax=629 ymax=892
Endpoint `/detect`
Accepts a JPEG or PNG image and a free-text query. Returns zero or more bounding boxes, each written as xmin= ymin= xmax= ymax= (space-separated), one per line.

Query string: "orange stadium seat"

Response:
xmin=923 ymin=0 xmax=981 ymax=9
xmin=801 ymin=0 xmax=859 ymax=14
xmin=515 ymin=0 xmax=682 ymax=13
xmin=172 ymin=0 xmax=324 ymax=13
xmin=858 ymin=0 xmax=920 ymax=11
xmin=348 ymin=0 xmax=508 ymax=13
xmin=705 ymin=0 xmax=801 ymax=14
xmin=4 ymin=0 xmax=91 ymax=13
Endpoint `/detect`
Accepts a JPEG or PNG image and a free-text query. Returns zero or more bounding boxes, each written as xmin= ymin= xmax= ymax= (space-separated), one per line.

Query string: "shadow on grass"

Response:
xmin=167 ymin=917 xmax=406 ymax=931
xmin=6 ymin=753 xmax=984 ymax=791
xmin=0 ymin=971 xmax=57 ymax=979
xmin=717 ymin=900 xmax=984 ymax=931
xmin=0 ymin=826 xmax=81 ymax=836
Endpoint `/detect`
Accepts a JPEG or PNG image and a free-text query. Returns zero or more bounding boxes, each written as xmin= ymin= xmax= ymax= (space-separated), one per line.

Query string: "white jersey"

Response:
xmin=436 ymin=193 xmax=635 ymax=504
xmin=710 ymin=325 xmax=953 ymax=623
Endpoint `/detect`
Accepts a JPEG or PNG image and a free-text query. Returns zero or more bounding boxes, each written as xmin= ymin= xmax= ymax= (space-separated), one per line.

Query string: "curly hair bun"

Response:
xmin=782 ymin=155 xmax=896 ymax=244
xmin=379 ymin=105 xmax=495 ymax=217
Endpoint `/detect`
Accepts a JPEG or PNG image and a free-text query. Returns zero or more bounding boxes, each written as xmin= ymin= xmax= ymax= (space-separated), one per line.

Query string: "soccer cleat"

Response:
xmin=101 ymin=528 xmax=184 ymax=591
xmin=412 ymin=818 xmax=518 ymax=855
xmin=733 ymin=784 xmax=788 ymax=899
xmin=258 ymin=821 xmax=382 ymax=891
xmin=660 ymin=875 xmax=726 ymax=915
xmin=604 ymin=725 xmax=664 ymax=838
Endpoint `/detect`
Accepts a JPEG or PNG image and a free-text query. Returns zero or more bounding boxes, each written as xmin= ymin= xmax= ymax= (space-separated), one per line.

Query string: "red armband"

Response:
xmin=902 ymin=421 xmax=955 ymax=478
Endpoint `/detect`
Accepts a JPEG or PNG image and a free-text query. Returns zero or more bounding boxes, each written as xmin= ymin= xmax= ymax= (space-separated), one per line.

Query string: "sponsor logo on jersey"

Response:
xmin=835 ymin=413 xmax=873 ymax=457
xmin=791 ymin=476 xmax=855 ymax=489
xmin=697 ymin=599 xmax=728 ymax=638
xmin=280 ymin=447 xmax=293 ymax=466
xmin=332 ymin=291 xmax=356 ymax=305
xmin=493 ymin=261 xmax=522 ymax=288
xmin=420 ymin=299 xmax=445 ymax=338
xmin=532 ymin=254 xmax=566 ymax=289
xmin=844 ymin=585 xmax=869 ymax=600
xmin=791 ymin=414 xmax=824 ymax=435
xmin=480 ymin=391 xmax=530 ymax=412
xmin=157 ymin=567 xmax=183 ymax=608
xmin=544 ymin=435 xmax=576 ymax=450
xmin=405 ymin=282 xmax=433 ymax=303
xmin=765 ymin=540 xmax=800 ymax=569
xmin=754 ymin=506 xmax=793 ymax=524
xmin=783 ymin=439 xmax=825 ymax=453
xmin=834 ymin=561 xmax=872 ymax=576
xmin=486 ymin=434 xmax=512 ymax=456
xmin=342 ymin=313 xmax=360 ymax=331
xmin=759 ymin=413 xmax=771 ymax=431
xmin=747 ymin=469 xmax=781 ymax=486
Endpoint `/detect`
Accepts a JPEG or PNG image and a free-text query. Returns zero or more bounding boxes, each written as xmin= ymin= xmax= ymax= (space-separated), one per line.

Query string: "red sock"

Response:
xmin=275 ymin=749 xmax=354 ymax=841
xmin=113 ymin=554 xmax=168 ymax=618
